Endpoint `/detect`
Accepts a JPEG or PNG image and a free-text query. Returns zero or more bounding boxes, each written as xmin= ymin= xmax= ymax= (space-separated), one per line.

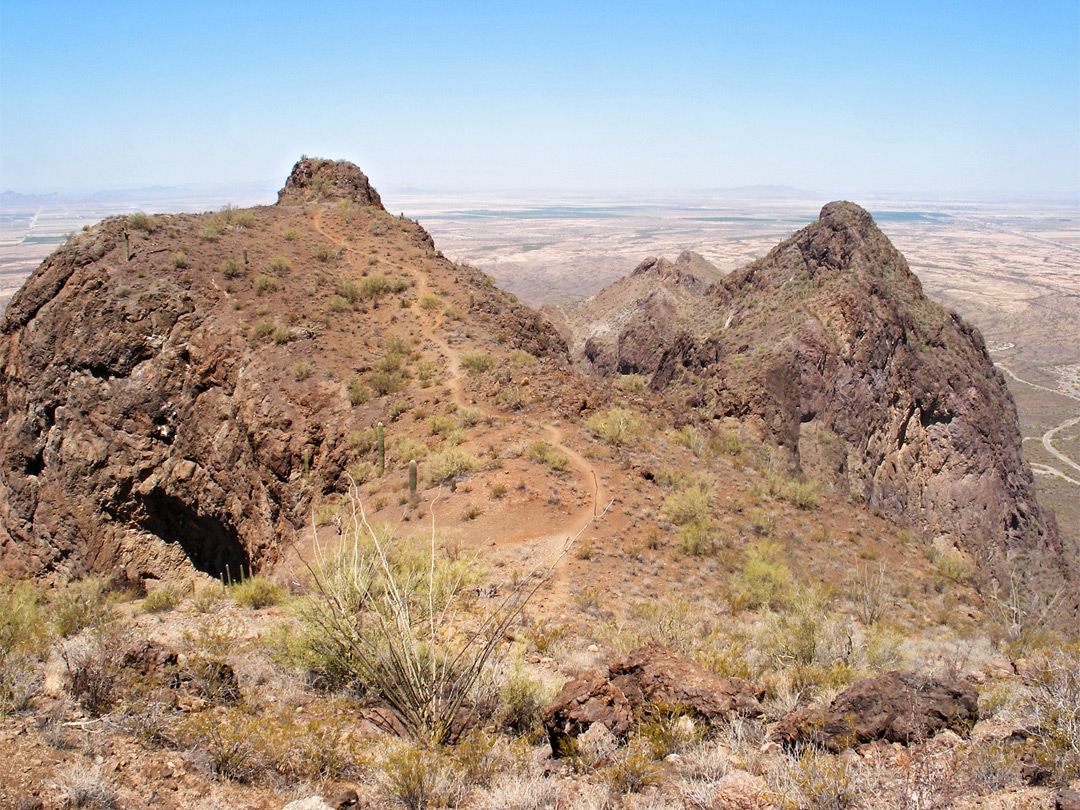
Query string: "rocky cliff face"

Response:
xmin=0 ymin=159 xmax=567 ymax=581
xmin=590 ymin=202 xmax=1061 ymax=586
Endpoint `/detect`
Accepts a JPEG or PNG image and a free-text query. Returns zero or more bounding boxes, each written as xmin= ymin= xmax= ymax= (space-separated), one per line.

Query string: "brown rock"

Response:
xmin=772 ymin=670 xmax=978 ymax=752
xmin=542 ymin=644 xmax=763 ymax=757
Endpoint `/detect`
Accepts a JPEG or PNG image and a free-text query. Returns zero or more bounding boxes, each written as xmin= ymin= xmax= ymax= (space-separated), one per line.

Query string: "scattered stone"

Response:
xmin=772 ymin=670 xmax=978 ymax=752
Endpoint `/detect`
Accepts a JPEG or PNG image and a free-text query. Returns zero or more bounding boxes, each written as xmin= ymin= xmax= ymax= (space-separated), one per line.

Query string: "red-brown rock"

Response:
xmin=542 ymin=644 xmax=763 ymax=757
xmin=772 ymin=670 xmax=978 ymax=752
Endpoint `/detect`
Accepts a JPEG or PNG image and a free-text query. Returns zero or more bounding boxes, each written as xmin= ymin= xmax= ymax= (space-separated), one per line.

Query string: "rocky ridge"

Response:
xmin=577 ymin=202 xmax=1064 ymax=592
xmin=0 ymin=158 xmax=567 ymax=581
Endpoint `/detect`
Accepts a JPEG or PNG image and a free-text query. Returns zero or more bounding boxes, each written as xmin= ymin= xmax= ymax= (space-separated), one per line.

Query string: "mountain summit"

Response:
xmin=578 ymin=202 xmax=1063 ymax=591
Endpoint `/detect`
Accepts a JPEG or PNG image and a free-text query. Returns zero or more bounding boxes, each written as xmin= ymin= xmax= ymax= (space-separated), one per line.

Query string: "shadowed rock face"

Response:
xmin=603 ymin=202 xmax=1063 ymax=589
xmin=0 ymin=159 xmax=567 ymax=581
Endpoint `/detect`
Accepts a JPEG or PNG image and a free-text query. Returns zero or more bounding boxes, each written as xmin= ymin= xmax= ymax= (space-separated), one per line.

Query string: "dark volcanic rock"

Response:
xmin=277 ymin=157 xmax=384 ymax=208
xmin=772 ymin=670 xmax=979 ymax=752
xmin=542 ymin=643 xmax=763 ymax=756
xmin=613 ymin=202 xmax=1061 ymax=588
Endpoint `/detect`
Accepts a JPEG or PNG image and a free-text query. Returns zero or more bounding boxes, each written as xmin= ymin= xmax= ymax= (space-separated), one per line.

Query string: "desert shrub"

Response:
xmin=179 ymin=619 xmax=242 ymax=705
xmin=602 ymin=741 xmax=663 ymax=792
xmin=51 ymin=762 xmax=119 ymax=809
xmin=328 ymin=294 xmax=350 ymax=313
xmin=127 ymin=211 xmax=156 ymax=232
xmin=672 ymin=424 xmax=706 ymax=455
xmin=392 ymin=436 xmax=428 ymax=464
xmin=390 ymin=397 xmax=411 ymax=420
xmin=508 ymin=348 xmax=537 ymax=366
xmin=615 ymin=373 xmax=649 ymax=394
xmin=0 ymin=649 xmax=41 ymax=717
xmin=346 ymin=374 xmax=373 ymax=406
xmin=638 ymin=703 xmax=699 ymax=760
xmin=232 ymin=209 xmax=255 ymax=229
xmin=495 ymin=385 xmax=526 ymax=410
xmin=283 ymin=228 xmax=299 ymax=241
xmin=349 ymin=427 xmax=378 ymax=455
xmin=180 ymin=707 xmax=263 ymax=783
xmin=252 ymin=274 xmax=277 ymax=295
xmin=1029 ymin=646 xmax=1080 ymax=782
xmin=269 ymin=255 xmax=291 ymax=274
xmin=734 ymin=541 xmax=791 ymax=610
xmin=219 ymin=258 xmax=245 ymax=279
xmin=140 ymin=586 xmax=181 ymax=614
xmin=338 ymin=278 xmax=362 ymax=303
xmin=586 ymin=407 xmax=642 ymax=447
xmin=426 ymin=447 xmax=479 ymax=484
xmin=293 ymin=489 xmax=539 ymax=743
xmin=462 ymin=351 xmax=496 ymax=375
xmin=677 ymin=522 xmax=715 ymax=556
xmin=360 ymin=274 xmax=391 ymax=300
xmin=768 ymin=748 xmax=856 ymax=810
xmin=314 ymin=243 xmax=340 ymax=262
xmin=419 ymin=293 xmax=441 ymax=309
xmin=52 ymin=576 xmax=108 ymax=637
xmin=458 ymin=406 xmax=481 ymax=427
xmin=199 ymin=216 xmax=227 ymax=240
xmin=376 ymin=741 xmax=465 ymax=810
xmin=497 ymin=659 xmax=550 ymax=740
xmin=347 ymin=461 xmax=375 ymax=484
xmin=369 ymin=368 xmax=407 ymax=396
xmin=271 ymin=325 xmax=295 ymax=344
xmin=444 ymin=305 xmax=465 ymax=321
xmin=171 ymin=251 xmax=188 ymax=269
xmin=933 ymin=548 xmax=974 ymax=587
xmin=0 ymin=580 xmax=50 ymax=656
xmin=229 ymin=575 xmax=286 ymax=609
xmin=61 ymin=625 xmax=129 ymax=716
xmin=427 ymin=415 xmax=456 ymax=437
xmin=292 ymin=360 xmax=314 ymax=381
xmin=663 ymin=485 xmax=712 ymax=526
xmin=526 ymin=440 xmax=568 ymax=472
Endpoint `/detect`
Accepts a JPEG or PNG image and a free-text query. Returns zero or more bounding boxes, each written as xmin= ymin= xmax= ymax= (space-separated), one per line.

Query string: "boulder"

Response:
xmin=543 ymin=643 xmax=763 ymax=756
xmin=772 ymin=670 xmax=978 ymax=752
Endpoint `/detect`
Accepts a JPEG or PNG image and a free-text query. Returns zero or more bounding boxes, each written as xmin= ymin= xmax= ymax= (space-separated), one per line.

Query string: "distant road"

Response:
xmin=996 ymin=363 xmax=1080 ymax=480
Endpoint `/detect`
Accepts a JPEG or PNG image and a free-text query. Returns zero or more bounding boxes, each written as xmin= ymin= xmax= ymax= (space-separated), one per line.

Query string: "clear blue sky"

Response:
xmin=2 ymin=0 xmax=1077 ymax=198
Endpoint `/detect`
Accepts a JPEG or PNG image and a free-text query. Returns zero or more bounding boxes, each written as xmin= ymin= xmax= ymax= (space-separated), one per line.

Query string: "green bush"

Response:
xmin=127 ymin=211 xmax=156 ymax=232
xmin=283 ymin=228 xmax=299 ymax=241
xmin=53 ymin=577 xmax=108 ymax=637
xmin=735 ymin=540 xmax=791 ymax=610
xmin=141 ymin=586 xmax=181 ymax=614
xmin=229 ymin=576 xmax=286 ymax=609
xmin=461 ymin=352 xmax=496 ymax=375
xmin=219 ymin=258 xmax=245 ymax=279
xmin=346 ymin=375 xmax=373 ymax=406
xmin=269 ymin=255 xmax=291 ymax=274
xmin=425 ymin=447 xmax=479 ymax=483
xmin=586 ymin=407 xmax=641 ymax=447
xmin=526 ymin=440 xmax=568 ymax=472
xmin=662 ymin=485 xmax=712 ymax=526
xmin=252 ymin=274 xmax=277 ymax=295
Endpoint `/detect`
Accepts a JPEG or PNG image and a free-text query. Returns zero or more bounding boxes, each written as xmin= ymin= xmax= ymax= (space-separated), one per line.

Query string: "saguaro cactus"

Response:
xmin=409 ymin=459 xmax=418 ymax=502
xmin=376 ymin=422 xmax=385 ymax=476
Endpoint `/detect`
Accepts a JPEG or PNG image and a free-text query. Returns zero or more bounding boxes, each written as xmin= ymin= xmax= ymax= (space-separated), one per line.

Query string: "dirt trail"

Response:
xmin=309 ymin=207 xmax=609 ymax=578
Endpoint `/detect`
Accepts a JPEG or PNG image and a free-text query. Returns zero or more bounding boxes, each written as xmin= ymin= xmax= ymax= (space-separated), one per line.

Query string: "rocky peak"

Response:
xmin=276 ymin=157 xmax=384 ymax=208
xmin=578 ymin=202 xmax=1066 ymax=596
xmin=630 ymin=251 xmax=714 ymax=293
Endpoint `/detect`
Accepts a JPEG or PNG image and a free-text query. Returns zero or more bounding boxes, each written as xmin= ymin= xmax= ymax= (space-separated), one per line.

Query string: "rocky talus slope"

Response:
xmin=0 ymin=158 xmax=566 ymax=581
xmin=580 ymin=202 xmax=1064 ymax=591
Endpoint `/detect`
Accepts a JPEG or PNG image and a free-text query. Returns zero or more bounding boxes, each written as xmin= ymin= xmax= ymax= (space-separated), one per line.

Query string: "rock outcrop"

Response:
xmin=772 ymin=670 xmax=979 ymax=751
xmin=584 ymin=202 xmax=1061 ymax=589
xmin=542 ymin=643 xmax=763 ymax=756
xmin=0 ymin=159 xmax=567 ymax=581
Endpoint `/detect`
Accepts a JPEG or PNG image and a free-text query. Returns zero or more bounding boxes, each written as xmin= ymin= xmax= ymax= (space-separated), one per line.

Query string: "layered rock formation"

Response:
xmin=583 ymin=202 xmax=1061 ymax=587
xmin=0 ymin=159 xmax=566 ymax=580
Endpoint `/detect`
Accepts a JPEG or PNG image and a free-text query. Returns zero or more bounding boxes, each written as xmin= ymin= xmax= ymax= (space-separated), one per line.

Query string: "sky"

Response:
xmin=1 ymin=0 xmax=1077 ymax=199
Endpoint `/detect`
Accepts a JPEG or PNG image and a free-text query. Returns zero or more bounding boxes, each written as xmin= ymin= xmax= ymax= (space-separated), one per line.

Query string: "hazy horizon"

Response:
xmin=2 ymin=1 xmax=1077 ymax=201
